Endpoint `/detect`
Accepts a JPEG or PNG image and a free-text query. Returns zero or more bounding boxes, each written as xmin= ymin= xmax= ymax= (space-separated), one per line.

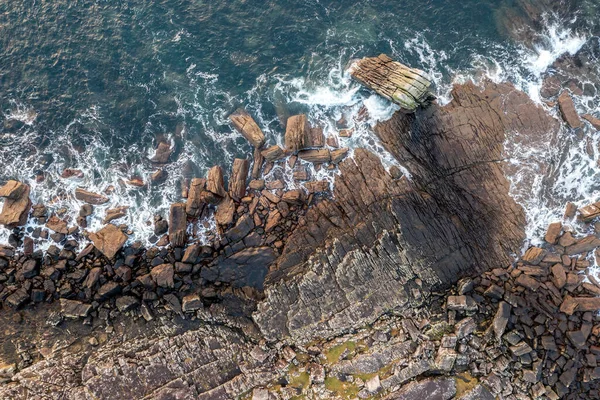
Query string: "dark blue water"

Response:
xmin=0 ymin=0 xmax=597 ymax=244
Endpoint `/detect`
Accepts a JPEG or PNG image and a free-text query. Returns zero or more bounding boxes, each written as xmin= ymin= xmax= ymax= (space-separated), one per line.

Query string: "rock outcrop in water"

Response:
xmin=8 ymin=53 xmax=600 ymax=398
xmin=349 ymin=54 xmax=434 ymax=112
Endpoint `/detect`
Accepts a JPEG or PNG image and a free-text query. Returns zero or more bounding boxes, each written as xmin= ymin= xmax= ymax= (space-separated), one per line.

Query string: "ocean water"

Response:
xmin=0 ymin=0 xmax=599 ymax=250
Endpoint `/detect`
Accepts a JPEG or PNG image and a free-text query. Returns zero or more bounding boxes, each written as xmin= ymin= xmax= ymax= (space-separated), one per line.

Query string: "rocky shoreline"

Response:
xmin=1 ymin=50 xmax=600 ymax=399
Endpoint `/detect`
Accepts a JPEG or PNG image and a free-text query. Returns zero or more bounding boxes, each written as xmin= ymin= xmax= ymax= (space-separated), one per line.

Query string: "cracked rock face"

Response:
xmin=254 ymin=81 xmax=529 ymax=344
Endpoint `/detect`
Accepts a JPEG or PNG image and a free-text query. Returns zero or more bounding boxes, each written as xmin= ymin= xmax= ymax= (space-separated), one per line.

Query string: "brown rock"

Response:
xmin=565 ymin=235 xmax=600 ymax=255
xmin=298 ymin=149 xmax=331 ymax=163
xmin=330 ymin=148 xmax=349 ymax=164
xmin=304 ymin=180 xmax=330 ymax=194
xmin=293 ymin=166 xmax=310 ymax=181
xmin=285 ymin=114 xmax=309 ymax=153
xmin=516 ymin=274 xmax=540 ymax=291
xmin=150 ymin=141 xmax=172 ymax=163
xmin=251 ymin=147 xmax=264 ymax=179
xmin=558 ymin=91 xmax=582 ymax=129
xmin=46 ymin=216 xmax=68 ymax=234
xmin=265 ymin=210 xmax=282 ymax=233
xmin=559 ymin=232 xmax=578 ymax=247
xmin=89 ymin=224 xmax=128 ymax=259
xmin=104 ymin=206 xmax=128 ymax=224
xmin=151 ymin=264 xmax=174 ymax=288
xmin=0 ymin=181 xmax=31 ymax=227
xmin=545 ymin=221 xmax=562 ymax=244
xmin=306 ymin=126 xmax=325 ymax=148
xmin=168 ymin=203 xmax=187 ymax=247
xmin=578 ymin=201 xmax=600 ymax=222
xmin=186 ymin=178 xmax=206 ymax=217
xmin=229 ymin=108 xmax=266 ymax=148
xmin=560 ymin=295 xmax=600 ymax=315
xmin=61 ymin=169 xmax=84 ymax=179
xmin=261 ymin=190 xmax=280 ymax=204
xmin=326 ymin=134 xmax=339 ymax=148
xmin=521 ymin=247 xmax=546 ymax=265
xmin=261 ymin=145 xmax=285 ymax=162
xmin=282 ymin=190 xmax=305 ymax=205
xmin=215 ymin=196 xmax=235 ymax=227
xmin=551 ymin=263 xmax=567 ymax=289
xmin=206 ymin=166 xmax=227 ymax=199
xmin=249 ymin=180 xmax=265 ymax=190
xmin=229 ymin=158 xmax=249 ymax=201
xmin=564 ymin=202 xmax=578 ymax=219
xmin=583 ymin=114 xmax=600 ymax=130
xmin=75 ymin=188 xmax=109 ymax=205
xmin=339 ymin=128 xmax=354 ymax=138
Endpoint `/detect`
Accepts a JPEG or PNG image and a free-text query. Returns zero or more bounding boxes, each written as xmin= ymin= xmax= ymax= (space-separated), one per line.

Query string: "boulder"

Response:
xmin=565 ymin=235 xmax=600 ymax=255
xmin=260 ymin=145 xmax=285 ymax=162
xmin=46 ymin=216 xmax=69 ymax=234
xmin=151 ymin=264 xmax=174 ymax=289
xmin=150 ymin=141 xmax=172 ymax=164
xmin=306 ymin=126 xmax=325 ymax=148
xmin=206 ymin=166 xmax=227 ymax=199
xmin=330 ymin=148 xmax=349 ymax=164
xmin=89 ymin=224 xmax=128 ymax=259
xmin=229 ymin=158 xmax=249 ymax=201
xmin=215 ymin=196 xmax=235 ymax=227
xmin=0 ymin=180 xmax=31 ymax=227
xmin=229 ymin=108 xmax=266 ymax=148
xmin=544 ymin=221 xmax=562 ymax=244
xmin=103 ymin=207 xmax=128 ymax=224
xmin=298 ymin=149 xmax=331 ymax=163
xmin=75 ymin=188 xmax=109 ymax=205
xmin=182 ymin=294 xmax=202 ymax=312
xmin=285 ymin=115 xmax=309 ymax=153
xmin=186 ymin=178 xmax=206 ymax=217
xmin=583 ymin=114 xmax=600 ymax=130
xmin=168 ymin=203 xmax=187 ymax=247
xmin=558 ymin=91 xmax=582 ymax=129
xmin=115 ymin=296 xmax=139 ymax=312
xmin=349 ymin=54 xmax=433 ymax=112
xmin=251 ymin=147 xmax=264 ymax=179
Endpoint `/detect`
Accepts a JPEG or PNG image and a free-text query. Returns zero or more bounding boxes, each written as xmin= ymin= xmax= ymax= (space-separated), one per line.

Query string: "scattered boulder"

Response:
xmin=0 ymin=180 xmax=31 ymax=227
xmin=230 ymin=108 xmax=266 ymax=148
xmin=582 ymin=114 xmax=600 ymax=130
xmin=229 ymin=158 xmax=249 ymax=201
xmin=151 ymin=263 xmax=174 ymax=288
xmin=150 ymin=141 xmax=172 ymax=164
xmin=285 ymin=115 xmax=309 ymax=153
xmin=89 ymin=224 xmax=128 ymax=259
xmin=168 ymin=203 xmax=187 ymax=247
xmin=60 ymin=299 xmax=92 ymax=319
xmin=186 ymin=178 xmax=207 ymax=217
xmin=75 ymin=188 xmax=109 ymax=205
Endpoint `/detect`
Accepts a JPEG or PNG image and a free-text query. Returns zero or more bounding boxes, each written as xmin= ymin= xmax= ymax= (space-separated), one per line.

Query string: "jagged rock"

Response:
xmin=75 ymin=188 xmax=109 ymax=205
xmin=115 ymin=296 xmax=139 ymax=312
xmin=150 ymin=142 xmax=172 ymax=163
xmin=229 ymin=159 xmax=249 ymax=201
xmin=203 ymin=247 xmax=276 ymax=289
xmin=252 ymin=147 xmax=264 ymax=179
xmin=521 ymin=246 xmax=546 ymax=265
xmin=103 ymin=207 xmax=128 ymax=224
xmin=493 ymin=302 xmax=511 ymax=341
xmin=96 ymin=281 xmax=121 ymax=299
xmin=206 ymin=166 xmax=227 ymax=199
xmin=261 ymin=145 xmax=285 ymax=162
xmin=215 ymin=196 xmax=235 ymax=227
xmin=6 ymin=288 xmax=29 ymax=308
xmin=182 ymin=294 xmax=202 ymax=312
xmin=186 ymin=178 xmax=206 ymax=217
xmin=230 ymin=108 xmax=266 ymax=148
xmin=298 ymin=149 xmax=331 ymax=163
xmin=89 ymin=224 xmax=128 ymax=259
xmin=168 ymin=203 xmax=187 ymax=247
xmin=350 ymin=54 xmax=432 ymax=112
xmin=285 ymin=115 xmax=309 ymax=153
xmin=583 ymin=114 xmax=600 ymax=130
xmin=565 ymin=235 xmax=600 ymax=255
xmin=304 ymin=180 xmax=330 ymax=193
xmin=255 ymin=81 xmax=528 ymax=343
xmin=306 ymin=126 xmax=325 ymax=148
xmin=282 ymin=190 xmax=304 ymax=205
xmin=226 ymin=214 xmax=254 ymax=243
xmin=0 ymin=180 xmax=31 ymax=227
xmin=46 ymin=216 xmax=69 ymax=234
xmin=150 ymin=169 xmax=168 ymax=184
xmin=331 ymin=147 xmax=349 ymax=164
xmin=385 ymin=377 xmax=456 ymax=400
xmin=560 ymin=295 xmax=600 ymax=315
xmin=60 ymin=299 xmax=92 ymax=318
xmin=558 ymin=91 xmax=582 ymax=129
xmin=447 ymin=295 xmax=477 ymax=311
xmin=545 ymin=221 xmax=562 ymax=244
xmin=151 ymin=264 xmax=174 ymax=288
